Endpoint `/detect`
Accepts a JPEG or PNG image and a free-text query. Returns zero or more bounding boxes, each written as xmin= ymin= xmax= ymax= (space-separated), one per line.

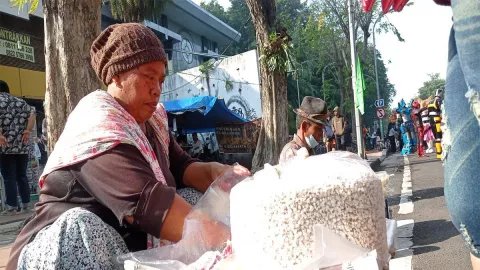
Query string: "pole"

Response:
xmin=296 ymin=72 xmax=300 ymax=106
xmin=373 ymin=15 xmax=384 ymax=139
xmin=348 ymin=0 xmax=365 ymax=159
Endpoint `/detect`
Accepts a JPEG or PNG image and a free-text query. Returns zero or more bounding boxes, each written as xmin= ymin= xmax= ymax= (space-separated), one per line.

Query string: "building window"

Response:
xmin=161 ymin=15 xmax=168 ymax=28
xmin=201 ymin=36 xmax=215 ymax=52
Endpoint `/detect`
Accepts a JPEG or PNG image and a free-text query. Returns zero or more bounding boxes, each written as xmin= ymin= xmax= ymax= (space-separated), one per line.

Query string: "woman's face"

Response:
xmin=113 ymin=61 xmax=166 ymax=123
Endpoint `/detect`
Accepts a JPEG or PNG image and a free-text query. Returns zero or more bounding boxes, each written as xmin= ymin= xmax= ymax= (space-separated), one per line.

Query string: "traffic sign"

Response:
xmin=376 ymin=107 xmax=386 ymax=119
xmin=374 ymin=99 xmax=385 ymax=108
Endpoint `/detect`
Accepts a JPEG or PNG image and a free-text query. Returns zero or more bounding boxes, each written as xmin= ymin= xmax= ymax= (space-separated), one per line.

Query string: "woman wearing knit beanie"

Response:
xmin=8 ymin=23 xmax=250 ymax=269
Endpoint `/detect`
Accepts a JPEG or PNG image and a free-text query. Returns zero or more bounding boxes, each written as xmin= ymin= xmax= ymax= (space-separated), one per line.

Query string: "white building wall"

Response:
xmin=161 ymin=49 xmax=261 ymax=121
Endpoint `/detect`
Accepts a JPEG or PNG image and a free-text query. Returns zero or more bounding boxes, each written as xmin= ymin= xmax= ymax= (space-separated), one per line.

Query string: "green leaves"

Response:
xmin=416 ymin=73 xmax=445 ymax=100
xmin=9 ymin=0 xmax=39 ymax=14
xmin=199 ymin=61 xmax=215 ymax=77
xmin=259 ymin=32 xmax=296 ymax=73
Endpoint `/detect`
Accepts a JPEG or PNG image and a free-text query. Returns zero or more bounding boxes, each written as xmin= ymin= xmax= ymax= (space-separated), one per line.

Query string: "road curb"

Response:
xmin=369 ymin=150 xmax=388 ymax=172
xmin=370 ymin=158 xmax=382 ymax=171
xmin=0 ymin=217 xmax=26 ymax=226
xmin=0 ymin=221 xmax=22 ymax=234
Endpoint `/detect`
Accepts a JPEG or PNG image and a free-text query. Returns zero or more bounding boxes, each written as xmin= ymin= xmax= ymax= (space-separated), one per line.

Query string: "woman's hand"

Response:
xmin=183 ymin=210 xmax=231 ymax=250
xmin=210 ymin=163 xmax=250 ymax=192
xmin=22 ymin=130 xmax=31 ymax=144
xmin=0 ymin=135 xmax=7 ymax=147
xmin=184 ymin=162 xmax=250 ymax=193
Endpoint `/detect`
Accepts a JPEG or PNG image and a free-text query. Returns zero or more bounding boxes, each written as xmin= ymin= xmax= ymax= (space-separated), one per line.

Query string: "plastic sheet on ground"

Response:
xmin=116 ymin=164 xmax=249 ymax=269
xmin=123 ymin=226 xmax=379 ymax=270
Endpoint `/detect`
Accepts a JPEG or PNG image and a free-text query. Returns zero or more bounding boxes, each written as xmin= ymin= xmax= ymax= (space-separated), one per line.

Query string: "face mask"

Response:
xmin=306 ymin=134 xmax=319 ymax=148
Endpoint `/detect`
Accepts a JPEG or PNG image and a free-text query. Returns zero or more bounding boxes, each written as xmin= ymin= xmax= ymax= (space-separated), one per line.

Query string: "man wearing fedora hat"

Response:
xmin=279 ymin=96 xmax=329 ymax=164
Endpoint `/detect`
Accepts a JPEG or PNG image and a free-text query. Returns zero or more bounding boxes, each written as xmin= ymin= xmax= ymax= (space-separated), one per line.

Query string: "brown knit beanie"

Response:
xmin=90 ymin=23 xmax=167 ymax=85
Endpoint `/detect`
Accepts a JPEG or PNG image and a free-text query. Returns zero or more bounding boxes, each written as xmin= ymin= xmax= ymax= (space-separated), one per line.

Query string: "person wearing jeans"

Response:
xmin=0 ymin=84 xmax=36 ymax=215
xmin=0 ymin=155 xmax=30 ymax=211
xmin=331 ymin=106 xmax=346 ymax=151
xmin=439 ymin=0 xmax=480 ymax=269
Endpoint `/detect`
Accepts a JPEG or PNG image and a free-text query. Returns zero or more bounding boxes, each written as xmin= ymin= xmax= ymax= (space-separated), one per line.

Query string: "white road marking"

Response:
xmin=390 ymin=155 xmax=414 ymax=270
xmin=398 ymin=156 xmax=414 ymax=214
xmin=390 ymin=219 xmax=414 ymax=270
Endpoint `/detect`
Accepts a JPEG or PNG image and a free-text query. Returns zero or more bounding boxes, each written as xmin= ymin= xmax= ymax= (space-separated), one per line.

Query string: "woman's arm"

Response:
xmin=183 ymin=162 xmax=229 ymax=193
xmin=158 ymin=194 xmax=192 ymax=241
xmin=72 ymin=144 xmax=196 ymax=242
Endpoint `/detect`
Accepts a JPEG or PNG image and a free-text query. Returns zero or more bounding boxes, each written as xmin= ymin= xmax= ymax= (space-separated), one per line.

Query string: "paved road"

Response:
xmin=381 ymin=153 xmax=471 ymax=270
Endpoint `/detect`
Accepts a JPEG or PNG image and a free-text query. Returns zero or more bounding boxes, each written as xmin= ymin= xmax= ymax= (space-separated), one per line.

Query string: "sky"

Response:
xmin=192 ymin=0 xmax=453 ymax=106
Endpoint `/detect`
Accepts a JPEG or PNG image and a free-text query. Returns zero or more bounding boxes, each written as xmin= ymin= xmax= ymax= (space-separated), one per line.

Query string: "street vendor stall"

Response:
xmin=163 ymin=96 xmax=259 ymax=168
xmin=163 ymin=96 xmax=248 ymax=133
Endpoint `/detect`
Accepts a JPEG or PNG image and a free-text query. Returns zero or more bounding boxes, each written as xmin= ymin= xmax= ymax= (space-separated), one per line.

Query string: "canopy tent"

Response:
xmin=162 ymin=96 xmax=248 ymax=133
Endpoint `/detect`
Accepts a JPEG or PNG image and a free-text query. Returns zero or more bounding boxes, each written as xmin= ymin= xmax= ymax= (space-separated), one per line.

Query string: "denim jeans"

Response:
xmin=444 ymin=0 xmax=480 ymax=258
xmin=335 ymin=135 xmax=345 ymax=150
xmin=0 ymin=154 xmax=30 ymax=208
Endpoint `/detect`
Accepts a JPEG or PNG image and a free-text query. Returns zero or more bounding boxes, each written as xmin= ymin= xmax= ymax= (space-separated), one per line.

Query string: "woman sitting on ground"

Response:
xmin=7 ymin=23 xmax=248 ymax=270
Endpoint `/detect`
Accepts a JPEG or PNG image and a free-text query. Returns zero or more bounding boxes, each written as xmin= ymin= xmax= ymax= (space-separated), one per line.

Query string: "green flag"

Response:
xmin=355 ymin=57 xmax=365 ymax=115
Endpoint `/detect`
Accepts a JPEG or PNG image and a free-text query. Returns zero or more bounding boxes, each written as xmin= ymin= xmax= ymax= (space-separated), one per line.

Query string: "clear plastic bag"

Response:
xmin=116 ymin=164 xmax=250 ymax=269
xmin=376 ymin=171 xmax=392 ymax=198
xmin=386 ymin=219 xmax=397 ymax=257
xmin=230 ymin=151 xmax=388 ymax=269
xmin=193 ymin=225 xmax=378 ymax=270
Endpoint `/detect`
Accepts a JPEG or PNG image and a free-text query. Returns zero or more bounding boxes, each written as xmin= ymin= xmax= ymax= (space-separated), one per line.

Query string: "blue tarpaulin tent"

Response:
xmin=163 ymin=96 xmax=248 ymax=133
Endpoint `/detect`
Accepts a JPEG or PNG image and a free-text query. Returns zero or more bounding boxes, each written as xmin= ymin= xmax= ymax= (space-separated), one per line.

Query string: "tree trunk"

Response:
xmin=43 ymin=0 xmax=102 ymax=152
xmin=246 ymin=0 xmax=289 ymax=171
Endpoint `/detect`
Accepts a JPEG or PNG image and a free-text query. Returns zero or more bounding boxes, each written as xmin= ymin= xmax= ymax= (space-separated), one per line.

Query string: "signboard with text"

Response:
xmin=216 ymin=121 xmax=260 ymax=153
xmin=0 ymin=28 xmax=35 ymax=63
xmin=374 ymin=99 xmax=384 ymax=108
xmin=376 ymin=107 xmax=386 ymax=119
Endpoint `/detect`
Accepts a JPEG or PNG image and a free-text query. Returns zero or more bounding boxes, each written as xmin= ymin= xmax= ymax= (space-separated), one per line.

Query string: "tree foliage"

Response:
xmin=201 ymin=0 xmax=399 ymax=134
xmin=9 ymin=0 xmax=171 ymax=22
xmin=416 ymin=73 xmax=445 ymax=100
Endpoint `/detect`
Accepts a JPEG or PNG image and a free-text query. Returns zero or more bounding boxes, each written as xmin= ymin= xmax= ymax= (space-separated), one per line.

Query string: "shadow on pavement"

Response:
xmin=412 ymin=187 xmax=444 ymax=202
xmin=412 ymin=245 xmax=441 ymax=256
xmin=409 ymin=158 xmax=441 ymax=167
xmin=413 ymin=219 xmax=459 ymax=246
xmin=388 ymin=187 xmax=445 ymax=207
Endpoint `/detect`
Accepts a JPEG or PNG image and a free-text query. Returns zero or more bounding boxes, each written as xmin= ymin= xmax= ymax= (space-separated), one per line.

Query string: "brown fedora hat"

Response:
xmin=294 ymin=96 xmax=329 ymax=125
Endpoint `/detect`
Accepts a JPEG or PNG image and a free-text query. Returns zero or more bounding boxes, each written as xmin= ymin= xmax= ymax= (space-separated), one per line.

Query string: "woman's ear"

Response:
xmin=111 ymin=75 xmax=122 ymax=88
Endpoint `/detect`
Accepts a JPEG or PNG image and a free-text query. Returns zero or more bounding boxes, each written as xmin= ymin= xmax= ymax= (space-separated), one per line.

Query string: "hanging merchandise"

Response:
xmin=382 ymin=0 xmax=394 ymax=13
xmin=362 ymin=0 xmax=376 ymax=12
xmin=393 ymin=0 xmax=409 ymax=12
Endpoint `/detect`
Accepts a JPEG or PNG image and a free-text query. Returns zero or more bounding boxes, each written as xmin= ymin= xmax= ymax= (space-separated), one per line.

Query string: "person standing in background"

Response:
xmin=0 ymin=84 xmax=36 ymax=215
xmin=331 ymin=107 xmax=346 ymax=151
xmin=176 ymin=128 xmax=187 ymax=146
xmin=387 ymin=122 xmax=397 ymax=153
xmin=370 ymin=128 xmax=377 ymax=150
xmin=190 ymin=132 xmax=203 ymax=158
xmin=343 ymin=121 xmax=353 ymax=151
xmin=324 ymin=109 xmax=334 ymax=152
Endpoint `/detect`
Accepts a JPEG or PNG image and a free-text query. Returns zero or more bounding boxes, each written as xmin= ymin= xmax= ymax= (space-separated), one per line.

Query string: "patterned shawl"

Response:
xmin=39 ymin=90 xmax=170 ymax=188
